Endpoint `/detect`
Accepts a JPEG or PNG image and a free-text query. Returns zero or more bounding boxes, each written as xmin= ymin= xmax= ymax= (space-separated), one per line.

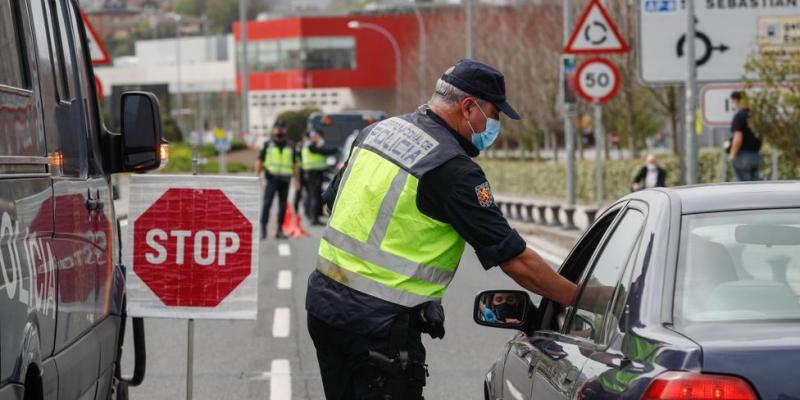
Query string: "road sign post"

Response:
xmin=685 ymin=0 xmax=699 ymax=185
xmin=575 ymin=58 xmax=621 ymax=206
xmin=563 ymin=0 xmax=628 ymax=211
xmin=562 ymin=1 xmax=577 ymax=230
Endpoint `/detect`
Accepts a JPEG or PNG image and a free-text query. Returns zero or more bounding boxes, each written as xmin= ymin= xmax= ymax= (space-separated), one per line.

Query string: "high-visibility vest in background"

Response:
xmin=301 ymin=142 xmax=328 ymax=171
xmin=316 ymin=114 xmax=467 ymax=308
xmin=263 ymin=142 xmax=294 ymax=176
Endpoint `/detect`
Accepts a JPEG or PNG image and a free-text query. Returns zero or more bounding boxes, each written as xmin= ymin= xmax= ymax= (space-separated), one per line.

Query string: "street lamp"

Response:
xmin=348 ymin=20 xmax=402 ymax=114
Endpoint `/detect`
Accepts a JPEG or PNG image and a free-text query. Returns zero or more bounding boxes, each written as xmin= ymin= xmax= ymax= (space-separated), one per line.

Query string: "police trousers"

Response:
xmin=261 ymin=177 xmax=290 ymax=234
xmin=304 ymin=170 xmax=325 ymax=222
xmin=307 ymin=313 xmax=426 ymax=400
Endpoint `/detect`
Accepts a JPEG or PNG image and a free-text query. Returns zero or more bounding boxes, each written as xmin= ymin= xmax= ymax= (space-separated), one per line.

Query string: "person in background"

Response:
xmin=255 ymin=121 xmax=298 ymax=239
xmin=301 ymin=129 xmax=338 ymax=225
xmin=728 ymin=91 xmax=762 ymax=181
xmin=631 ymin=153 xmax=666 ymax=191
xmin=293 ymin=135 xmax=307 ymax=217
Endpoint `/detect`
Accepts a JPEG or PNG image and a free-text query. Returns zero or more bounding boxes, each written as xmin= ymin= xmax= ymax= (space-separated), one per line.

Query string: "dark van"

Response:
xmin=306 ymin=110 xmax=387 ymax=148
xmin=1 ymin=0 xmax=160 ymax=399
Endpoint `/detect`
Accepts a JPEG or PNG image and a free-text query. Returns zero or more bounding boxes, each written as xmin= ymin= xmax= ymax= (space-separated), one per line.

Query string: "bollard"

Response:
xmin=585 ymin=208 xmax=598 ymax=226
xmin=537 ymin=205 xmax=549 ymax=225
xmin=525 ymin=204 xmax=536 ymax=223
xmin=514 ymin=203 xmax=524 ymax=221
xmin=563 ymin=207 xmax=578 ymax=230
xmin=549 ymin=204 xmax=562 ymax=227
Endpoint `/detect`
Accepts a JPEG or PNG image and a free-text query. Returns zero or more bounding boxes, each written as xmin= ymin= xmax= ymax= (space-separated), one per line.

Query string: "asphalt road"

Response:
xmin=120 ymin=223 xmax=561 ymax=400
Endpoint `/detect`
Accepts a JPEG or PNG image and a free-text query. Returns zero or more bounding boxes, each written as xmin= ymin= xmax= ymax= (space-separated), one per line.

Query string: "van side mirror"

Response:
xmin=119 ymin=91 xmax=162 ymax=172
xmin=473 ymin=290 xmax=538 ymax=332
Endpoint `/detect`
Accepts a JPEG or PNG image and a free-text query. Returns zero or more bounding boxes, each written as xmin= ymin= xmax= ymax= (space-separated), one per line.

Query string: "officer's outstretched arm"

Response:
xmin=500 ymin=248 xmax=577 ymax=306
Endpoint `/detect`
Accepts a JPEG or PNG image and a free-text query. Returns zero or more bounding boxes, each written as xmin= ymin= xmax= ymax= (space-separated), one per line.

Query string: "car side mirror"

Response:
xmin=120 ymin=91 xmax=162 ymax=172
xmin=474 ymin=290 xmax=538 ymax=332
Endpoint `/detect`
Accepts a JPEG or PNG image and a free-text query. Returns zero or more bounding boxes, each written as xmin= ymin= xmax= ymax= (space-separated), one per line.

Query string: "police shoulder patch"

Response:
xmin=475 ymin=181 xmax=494 ymax=208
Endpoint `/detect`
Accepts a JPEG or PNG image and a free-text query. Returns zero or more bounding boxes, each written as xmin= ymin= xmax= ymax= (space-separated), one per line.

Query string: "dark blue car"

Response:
xmin=475 ymin=183 xmax=800 ymax=400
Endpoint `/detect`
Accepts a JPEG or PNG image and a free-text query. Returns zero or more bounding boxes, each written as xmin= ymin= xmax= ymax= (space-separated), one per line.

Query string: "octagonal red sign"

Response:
xmin=133 ymin=188 xmax=253 ymax=307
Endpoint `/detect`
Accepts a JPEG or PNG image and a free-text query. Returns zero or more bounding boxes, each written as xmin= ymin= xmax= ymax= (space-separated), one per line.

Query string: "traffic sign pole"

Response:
xmin=594 ymin=101 xmax=605 ymax=205
xmin=188 ymin=140 xmax=198 ymax=400
xmin=563 ymin=1 xmax=577 ymax=218
xmin=685 ymin=0 xmax=699 ymax=185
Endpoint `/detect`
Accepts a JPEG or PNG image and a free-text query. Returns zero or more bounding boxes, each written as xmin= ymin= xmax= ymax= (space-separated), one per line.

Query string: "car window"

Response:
xmin=675 ymin=209 xmax=800 ymax=323
xmin=566 ymin=209 xmax=645 ymax=342
xmin=549 ymin=207 xmax=622 ymax=332
xmin=52 ymin=0 xmax=77 ymax=99
xmin=0 ymin=0 xmax=30 ymax=89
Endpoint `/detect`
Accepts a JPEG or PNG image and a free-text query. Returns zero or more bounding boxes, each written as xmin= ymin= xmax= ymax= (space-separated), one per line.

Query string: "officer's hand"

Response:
xmin=418 ymin=302 xmax=445 ymax=340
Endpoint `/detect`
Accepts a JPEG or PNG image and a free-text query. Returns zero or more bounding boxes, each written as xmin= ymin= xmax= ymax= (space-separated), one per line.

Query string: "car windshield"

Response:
xmin=675 ymin=209 xmax=800 ymax=323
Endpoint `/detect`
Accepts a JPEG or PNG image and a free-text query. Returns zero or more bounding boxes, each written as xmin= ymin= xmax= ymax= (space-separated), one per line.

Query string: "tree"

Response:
xmin=744 ymin=51 xmax=800 ymax=171
xmin=276 ymin=108 xmax=320 ymax=142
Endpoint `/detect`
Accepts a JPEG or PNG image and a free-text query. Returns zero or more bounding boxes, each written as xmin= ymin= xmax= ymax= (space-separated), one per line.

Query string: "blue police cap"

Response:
xmin=441 ymin=59 xmax=521 ymax=120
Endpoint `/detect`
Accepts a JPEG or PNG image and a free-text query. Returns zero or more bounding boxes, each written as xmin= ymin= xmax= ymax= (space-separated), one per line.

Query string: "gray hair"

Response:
xmin=430 ymin=79 xmax=484 ymax=106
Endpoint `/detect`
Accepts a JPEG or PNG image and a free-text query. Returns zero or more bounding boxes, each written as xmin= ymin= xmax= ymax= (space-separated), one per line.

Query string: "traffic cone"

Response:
xmin=281 ymin=202 xmax=309 ymax=238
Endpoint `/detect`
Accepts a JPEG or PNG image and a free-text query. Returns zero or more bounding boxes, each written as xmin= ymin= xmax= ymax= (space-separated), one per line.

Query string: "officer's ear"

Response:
xmin=459 ymin=97 xmax=475 ymax=121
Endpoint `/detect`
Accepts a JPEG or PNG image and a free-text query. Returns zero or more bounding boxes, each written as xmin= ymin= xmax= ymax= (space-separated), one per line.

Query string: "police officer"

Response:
xmin=255 ymin=121 xmax=298 ymax=239
xmin=293 ymin=135 xmax=307 ymax=217
xmin=301 ymin=129 xmax=338 ymax=225
xmin=306 ymin=59 xmax=579 ymax=399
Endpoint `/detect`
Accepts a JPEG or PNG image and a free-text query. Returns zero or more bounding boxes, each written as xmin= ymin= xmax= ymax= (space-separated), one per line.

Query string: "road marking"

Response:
xmin=270 ymin=359 xmax=291 ymax=400
xmin=272 ymin=307 xmax=290 ymax=337
xmin=525 ymin=239 xmax=565 ymax=267
xmin=278 ymin=243 xmax=291 ymax=257
xmin=277 ymin=270 xmax=292 ymax=289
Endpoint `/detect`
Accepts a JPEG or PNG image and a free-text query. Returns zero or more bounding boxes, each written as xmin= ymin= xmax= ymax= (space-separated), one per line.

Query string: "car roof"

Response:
xmin=655 ymin=181 xmax=800 ymax=214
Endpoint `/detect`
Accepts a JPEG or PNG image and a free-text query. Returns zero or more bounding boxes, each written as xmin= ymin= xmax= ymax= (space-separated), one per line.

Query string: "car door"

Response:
xmin=499 ymin=205 xmax=625 ymax=400
xmin=529 ymin=206 xmax=646 ymax=400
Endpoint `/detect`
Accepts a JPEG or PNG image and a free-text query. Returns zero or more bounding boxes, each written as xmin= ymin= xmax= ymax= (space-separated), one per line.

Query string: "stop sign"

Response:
xmin=133 ymin=188 xmax=253 ymax=307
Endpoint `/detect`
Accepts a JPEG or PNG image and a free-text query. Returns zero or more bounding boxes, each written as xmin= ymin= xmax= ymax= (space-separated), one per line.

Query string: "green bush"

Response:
xmin=162 ymin=142 xmax=250 ymax=174
xmin=276 ymin=108 xmax=320 ymax=141
xmin=479 ymin=150 xmax=799 ymax=203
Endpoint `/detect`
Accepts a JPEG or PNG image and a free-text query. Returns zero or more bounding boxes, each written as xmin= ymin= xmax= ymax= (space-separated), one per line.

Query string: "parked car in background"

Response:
xmin=475 ymin=183 xmax=800 ymax=400
xmin=1 ymin=0 xmax=159 ymax=398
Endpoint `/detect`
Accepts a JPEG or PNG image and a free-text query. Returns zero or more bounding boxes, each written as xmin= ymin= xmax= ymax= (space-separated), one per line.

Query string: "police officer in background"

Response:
xmin=255 ymin=121 xmax=298 ymax=239
xmin=293 ymin=134 xmax=307 ymax=217
xmin=301 ymin=129 xmax=338 ymax=225
xmin=306 ymin=59 xmax=579 ymax=399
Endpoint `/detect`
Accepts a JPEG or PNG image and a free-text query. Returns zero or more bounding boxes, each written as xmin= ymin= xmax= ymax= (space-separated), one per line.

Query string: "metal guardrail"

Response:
xmin=495 ymin=197 xmax=599 ymax=231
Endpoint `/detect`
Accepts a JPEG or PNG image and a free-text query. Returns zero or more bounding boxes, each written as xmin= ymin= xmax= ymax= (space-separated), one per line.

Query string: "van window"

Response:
xmin=51 ymin=0 xmax=76 ymax=100
xmin=44 ymin=0 xmax=71 ymax=101
xmin=0 ymin=0 xmax=29 ymax=89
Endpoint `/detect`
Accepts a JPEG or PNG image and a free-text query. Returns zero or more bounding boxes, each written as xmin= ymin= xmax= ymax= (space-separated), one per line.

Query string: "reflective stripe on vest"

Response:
xmin=317 ymin=142 xmax=466 ymax=308
xmin=263 ymin=144 xmax=293 ymax=176
xmin=301 ymin=143 xmax=328 ymax=170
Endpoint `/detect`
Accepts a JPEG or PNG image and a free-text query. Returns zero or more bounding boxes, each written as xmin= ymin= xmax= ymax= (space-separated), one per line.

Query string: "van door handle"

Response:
xmin=86 ymin=189 xmax=101 ymax=212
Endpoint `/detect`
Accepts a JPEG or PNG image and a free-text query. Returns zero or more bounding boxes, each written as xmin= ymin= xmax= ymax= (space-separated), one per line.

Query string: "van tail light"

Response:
xmin=643 ymin=372 xmax=758 ymax=400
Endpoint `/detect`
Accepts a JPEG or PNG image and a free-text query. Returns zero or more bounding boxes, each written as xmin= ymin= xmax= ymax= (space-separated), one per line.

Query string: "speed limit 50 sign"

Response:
xmin=575 ymin=58 xmax=621 ymax=104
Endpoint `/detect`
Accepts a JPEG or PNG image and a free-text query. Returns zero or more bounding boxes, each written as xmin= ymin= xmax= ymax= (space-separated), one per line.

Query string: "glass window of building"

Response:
xmin=244 ymin=36 xmax=356 ymax=72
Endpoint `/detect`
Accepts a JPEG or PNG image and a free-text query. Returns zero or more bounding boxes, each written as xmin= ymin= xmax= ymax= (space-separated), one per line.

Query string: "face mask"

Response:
xmin=467 ymin=102 xmax=501 ymax=151
xmin=493 ymin=303 xmax=515 ymax=321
